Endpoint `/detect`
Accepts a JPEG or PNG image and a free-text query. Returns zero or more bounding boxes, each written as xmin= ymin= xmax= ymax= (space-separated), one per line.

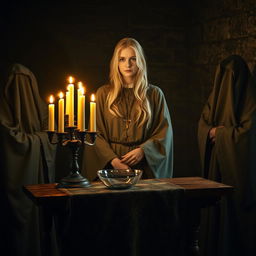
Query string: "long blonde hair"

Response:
xmin=107 ymin=37 xmax=151 ymax=127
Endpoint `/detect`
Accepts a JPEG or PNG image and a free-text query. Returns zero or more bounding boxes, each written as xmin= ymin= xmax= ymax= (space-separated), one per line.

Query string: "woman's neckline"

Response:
xmin=123 ymin=83 xmax=133 ymax=88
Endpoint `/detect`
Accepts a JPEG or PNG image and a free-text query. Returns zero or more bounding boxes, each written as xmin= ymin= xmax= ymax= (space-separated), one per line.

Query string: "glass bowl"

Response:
xmin=97 ymin=169 xmax=143 ymax=189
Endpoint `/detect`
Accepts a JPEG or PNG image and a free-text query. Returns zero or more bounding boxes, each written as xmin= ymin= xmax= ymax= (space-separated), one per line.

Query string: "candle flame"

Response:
xmin=91 ymin=93 xmax=95 ymax=102
xmin=77 ymin=81 xmax=83 ymax=89
xmin=59 ymin=92 xmax=64 ymax=99
xmin=81 ymin=87 xmax=85 ymax=95
xmin=68 ymin=76 xmax=74 ymax=84
xmin=49 ymin=95 xmax=54 ymax=103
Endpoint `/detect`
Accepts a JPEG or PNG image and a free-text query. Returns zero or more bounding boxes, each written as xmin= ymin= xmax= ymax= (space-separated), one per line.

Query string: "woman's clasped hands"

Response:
xmin=111 ymin=148 xmax=144 ymax=169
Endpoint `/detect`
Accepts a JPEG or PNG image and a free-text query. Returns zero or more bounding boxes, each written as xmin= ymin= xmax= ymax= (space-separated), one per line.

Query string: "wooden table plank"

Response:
xmin=23 ymin=177 xmax=233 ymax=205
xmin=164 ymin=177 xmax=233 ymax=198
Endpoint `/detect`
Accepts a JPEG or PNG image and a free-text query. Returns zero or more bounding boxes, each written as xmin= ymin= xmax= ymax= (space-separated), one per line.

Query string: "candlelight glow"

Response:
xmin=91 ymin=94 xmax=95 ymax=102
xmin=58 ymin=92 xmax=64 ymax=133
xmin=78 ymin=81 xmax=83 ymax=89
xmin=68 ymin=76 xmax=74 ymax=84
xmin=48 ymin=95 xmax=55 ymax=131
xmin=49 ymin=95 xmax=54 ymax=103
xmin=59 ymin=92 xmax=64 ymax=99
xmin=90 ymin=94 xmax=96 ymax=131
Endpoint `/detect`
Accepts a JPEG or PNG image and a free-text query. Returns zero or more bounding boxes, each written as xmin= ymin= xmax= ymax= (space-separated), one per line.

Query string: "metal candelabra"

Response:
xmin=47 ymin=126 xmax=97 ymax=188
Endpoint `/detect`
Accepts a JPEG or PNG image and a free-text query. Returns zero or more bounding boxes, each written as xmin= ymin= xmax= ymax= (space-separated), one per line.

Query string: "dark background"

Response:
xmin=1 ymin=0 xmax=256 ymax=178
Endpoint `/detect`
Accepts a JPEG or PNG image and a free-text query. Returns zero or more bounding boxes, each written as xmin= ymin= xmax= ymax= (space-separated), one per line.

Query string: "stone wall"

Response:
xmin=186 ymin=0 xmax=256 ymax=177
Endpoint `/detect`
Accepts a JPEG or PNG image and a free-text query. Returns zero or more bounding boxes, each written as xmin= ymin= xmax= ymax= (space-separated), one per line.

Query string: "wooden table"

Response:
xmin=23 ymin=177 xmax=233 ymax=256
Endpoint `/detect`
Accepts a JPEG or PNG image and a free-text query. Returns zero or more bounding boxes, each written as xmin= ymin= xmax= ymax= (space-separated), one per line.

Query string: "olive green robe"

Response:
xmin=82 ymin=84 xmax=173 ymax=181
xmin=198 ymin=55 xmax=256 ymax=256
xmin=0 ymin=64 xmax=57 ymax=256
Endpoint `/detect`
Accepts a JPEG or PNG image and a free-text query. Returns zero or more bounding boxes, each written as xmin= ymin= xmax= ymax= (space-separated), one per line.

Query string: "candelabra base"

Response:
xmin=56 ymin=172 xmax=91 ymax=188
xmin=47 ymin=128 xmax=97 ymax=189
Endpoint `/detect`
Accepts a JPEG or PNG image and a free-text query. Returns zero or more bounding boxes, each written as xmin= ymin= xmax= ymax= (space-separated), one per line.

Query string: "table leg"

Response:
xmin=186 ymin=205 xmax=201 ymax=256
xmin=39 ymin=206 xmax=59 ymax=256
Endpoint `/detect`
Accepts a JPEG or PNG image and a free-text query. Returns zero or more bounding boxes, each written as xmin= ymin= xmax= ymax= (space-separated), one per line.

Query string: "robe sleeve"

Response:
xmin=140 ymin=87 xmax=173 ymax=178
xmin=36 ymin=132 xmax=57 ymax=183
xmin=197 ymin=97 xmax=213 ymax=174
xmin=93 ymin=86 xmax=118 ymax=165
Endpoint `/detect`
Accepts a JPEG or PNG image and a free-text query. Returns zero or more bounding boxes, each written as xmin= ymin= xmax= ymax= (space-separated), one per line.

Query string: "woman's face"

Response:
xmin=118 ymin=47 xmax=139 ymax=84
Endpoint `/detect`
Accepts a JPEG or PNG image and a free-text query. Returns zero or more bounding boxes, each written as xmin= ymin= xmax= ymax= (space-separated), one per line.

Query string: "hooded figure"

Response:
xmin=198 ymin=55 xmax=256 ymax=256
xmin=0 ymin=63 xmax=57 ymax=256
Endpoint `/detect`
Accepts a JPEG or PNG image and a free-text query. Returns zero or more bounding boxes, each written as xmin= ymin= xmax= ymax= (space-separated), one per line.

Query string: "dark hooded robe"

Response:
xmin=81 ymin=84 xmax=173 ymax=181
xmin=0 ymin=63 xmax=57 ymax=256
xmin=198 ymin=55 xmax=256 ymax=256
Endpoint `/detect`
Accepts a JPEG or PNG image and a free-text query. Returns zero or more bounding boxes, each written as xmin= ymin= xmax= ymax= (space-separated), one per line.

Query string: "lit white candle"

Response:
xmin=90 ymin=93 xmax=96 ymax=132
xmin=80 ymin=87 xmax=86 ymax=131
xmin=65 ymin=90 xmax=70 ymax=115
xmin=77 ymin=82 xmax=83 ymax=130
xmin=58 ymin=92 xmax=64 ymax=133
xmin=68 ymin=76 xmax=74 ymax=126
xmin=48 ymin=95 xmax=55 ymax=131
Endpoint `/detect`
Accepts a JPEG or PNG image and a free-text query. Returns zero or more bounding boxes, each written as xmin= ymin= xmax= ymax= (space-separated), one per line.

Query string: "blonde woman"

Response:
xmin=82 ymin=38 xmax=173 ymax=180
